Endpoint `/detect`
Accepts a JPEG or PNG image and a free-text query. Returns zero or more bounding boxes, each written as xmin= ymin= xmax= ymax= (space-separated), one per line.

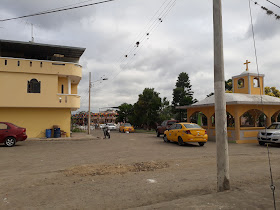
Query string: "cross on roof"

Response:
xmin=244 ymin=60 xmax=251 ymax=71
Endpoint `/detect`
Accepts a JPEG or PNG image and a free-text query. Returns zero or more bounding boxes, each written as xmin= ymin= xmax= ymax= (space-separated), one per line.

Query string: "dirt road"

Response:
xmin=0 ymin=130 xmax=279 ymax=209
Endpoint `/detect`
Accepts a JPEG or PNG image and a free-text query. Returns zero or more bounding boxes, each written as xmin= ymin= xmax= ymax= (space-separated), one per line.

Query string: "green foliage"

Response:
xmin=71 ymin=127 xmax=86 ymax=133
xmin=117 ymin=103 xmax=134 ymax=123
xmin=225 ymin=79 xmax=232 ymax=91
xmin=158 ymin=97 xmax=172 ymax=122
xmin=172 ymin=72 xmax=197 ymax=121
xmin=134 ymin=88 xmax=162 ymax=129
xmin=265 ymin=86 xmax=280 ymax=97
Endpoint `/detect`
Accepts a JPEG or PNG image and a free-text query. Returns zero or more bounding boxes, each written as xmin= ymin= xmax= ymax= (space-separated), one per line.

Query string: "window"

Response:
xmin=169 ymin=124 xmax=177 ymax=130
xmin=5 ymin=60 xmax=7 ymax=65
xmin=176 ymin=124 xmax=182 ymax=129
xmin=61 ymin=85 xmax=64 ymax=94
xmin=40 ymin=62 xmax=43 ymax=68
xmin=30 ymin=61 xmax=32 ymax=67
xmin=27 ymin=79 xmax=41 ymax=93
xmin=253 ymin=77 xmax=260 ymax=87
xmin=0 ymin=123 xmax=8 ymax=130
xmin=17 ymin=61 xmax=20 ymax=66
xmin=238 ymin=78 xmax=245 ymax=88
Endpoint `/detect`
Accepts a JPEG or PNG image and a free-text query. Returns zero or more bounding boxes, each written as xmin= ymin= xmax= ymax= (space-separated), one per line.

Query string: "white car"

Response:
xmin=107 ymin=123 xmax=116 ymax=130
xmin=258 ymin=122 xmax=280 ymax=145
xmin=99 ymin=124 xmax=106 ymax=129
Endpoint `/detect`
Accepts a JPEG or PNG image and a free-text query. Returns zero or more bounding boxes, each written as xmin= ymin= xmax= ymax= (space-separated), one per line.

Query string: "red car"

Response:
xmin=0 ymin=122 xmax=27 ymax=147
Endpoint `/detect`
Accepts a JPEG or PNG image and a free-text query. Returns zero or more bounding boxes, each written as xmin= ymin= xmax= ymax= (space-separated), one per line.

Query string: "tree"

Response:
xmin=265 ymin=86 xmax=280 ymax=97
xmin=134 ymin=88 xmax=162 ymax=129
xmin=117 ymin=103 xmax=134 ymax=123
xmin=159 ymin=97 xmax=172 ymax=122
xmin=206 ymin=79 xmax=232 ymax=97
xmin=172 ymin=72 xmax=197 ymax=121
xmin=225 ymin=79 xmax=232 ymax=93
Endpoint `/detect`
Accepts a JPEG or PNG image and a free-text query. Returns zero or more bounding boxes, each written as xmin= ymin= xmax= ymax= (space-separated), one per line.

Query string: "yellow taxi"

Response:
xmin=163 ymin=122 xmax=207 ymax=146
xmin=119 ymin=123 xmax=135 ymax=133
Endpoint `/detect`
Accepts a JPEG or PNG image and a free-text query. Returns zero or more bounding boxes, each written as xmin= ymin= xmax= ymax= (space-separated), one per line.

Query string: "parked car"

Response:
xmin=163 ymin=122 xmax=207 ymax=146
xmin=0 ymin=122 xmax=27 ymax=147
xmin=257 ymin=122 xmax=280 ymax=145
xmin=119 ymin=123 xmax=135 ymax=133
xmin=99 ymin=124 xmax=106 ymax=129
xmin=156 ymin=120 xmax=179 ymax=137
xmin=107 ymin=123 xmax=116 ymax=130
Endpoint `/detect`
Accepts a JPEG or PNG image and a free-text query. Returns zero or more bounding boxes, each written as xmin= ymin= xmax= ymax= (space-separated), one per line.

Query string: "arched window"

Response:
xmin=238 ymin=78 xmax=245 ymax=88
xmin=61 ymin=85 xmax=64 ymax=94
xmin=253 ymin=77 xmax=260 ymax=87
xmin=211 ymin=112 xmax=235 ymax=127
xmin=27 ymin=79 xmax=41 ymax=93
xmin=190 ymin=112 xmax=207 ymax=126
xmin=240 ymin=109 xmax=266 ymax=127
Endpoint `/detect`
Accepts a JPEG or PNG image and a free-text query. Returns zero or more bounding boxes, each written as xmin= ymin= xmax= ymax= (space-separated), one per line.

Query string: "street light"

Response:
xmin=88 ymin=75 xmax=108 ymax=134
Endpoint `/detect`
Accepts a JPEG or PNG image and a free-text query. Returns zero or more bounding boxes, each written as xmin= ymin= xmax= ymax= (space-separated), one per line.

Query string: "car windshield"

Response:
xmin=107 ymin=123 xmax=114 ymax=126
xmin=268 ymin=124 xmax=280 ymax=129
xmin=124 ymin=123 xmax=132 ymax=127
xmin=183 ymin=124 xmax=202 ymax=129
xmin=167 ymin=121 xmax=176 ymax=126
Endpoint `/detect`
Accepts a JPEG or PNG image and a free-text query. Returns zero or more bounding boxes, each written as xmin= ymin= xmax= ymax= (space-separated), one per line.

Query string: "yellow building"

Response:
xmin=0 ymin=39 xmax=85 ymax=138
xmin=178 ymin=64 xmax=280 ymax=144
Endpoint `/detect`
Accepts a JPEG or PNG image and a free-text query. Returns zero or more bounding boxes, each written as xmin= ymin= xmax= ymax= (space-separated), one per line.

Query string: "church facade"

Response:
xmin=178 ymin=63 xmax=280 ymax=143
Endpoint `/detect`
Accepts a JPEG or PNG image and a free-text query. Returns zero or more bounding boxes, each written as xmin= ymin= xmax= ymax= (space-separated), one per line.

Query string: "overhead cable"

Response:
xmin=0 ymin=0 xmax=116 ymax=22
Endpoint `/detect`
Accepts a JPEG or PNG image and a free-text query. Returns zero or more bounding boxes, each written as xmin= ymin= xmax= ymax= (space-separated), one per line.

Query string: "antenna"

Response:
xmin=31 ymin=24 xmax=34 ymax=42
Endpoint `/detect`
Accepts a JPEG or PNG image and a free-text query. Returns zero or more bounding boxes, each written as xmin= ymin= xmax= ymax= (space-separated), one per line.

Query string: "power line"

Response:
xmin=0 ymin=0 xmax=116 ymax=22
xmin=265 ymin=0 xmax=280 ymax=9
xmin=248 ymin=1 xmax=276 ymax=209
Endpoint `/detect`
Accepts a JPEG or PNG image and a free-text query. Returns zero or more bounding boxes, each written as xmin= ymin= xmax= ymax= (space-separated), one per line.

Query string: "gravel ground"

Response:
xmin=0 ymin=129 xmax=279 ymax=209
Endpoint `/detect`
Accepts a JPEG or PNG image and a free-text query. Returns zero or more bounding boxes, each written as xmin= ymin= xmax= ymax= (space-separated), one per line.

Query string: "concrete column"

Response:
xmin=68 ymin=77 xmax=71 ymax=95
xmin=266 ymin=114 xmax=271 ymax=127
xmin=213 ymin=0 xmax=230 ymax=192
xmin=234 ymin=109 xmax=240 ymax=141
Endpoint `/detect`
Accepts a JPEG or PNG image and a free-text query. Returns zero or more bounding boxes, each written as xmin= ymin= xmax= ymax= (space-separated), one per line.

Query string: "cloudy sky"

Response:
xmin=1 ymin=0 xmax=280 ymax=112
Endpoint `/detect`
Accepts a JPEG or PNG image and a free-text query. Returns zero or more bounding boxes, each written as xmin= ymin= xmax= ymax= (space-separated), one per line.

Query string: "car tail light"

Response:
xmin=184 ymin=130 xmax=191 ymax=134
xmin=205 ymin=130 xmax=207 ymax=134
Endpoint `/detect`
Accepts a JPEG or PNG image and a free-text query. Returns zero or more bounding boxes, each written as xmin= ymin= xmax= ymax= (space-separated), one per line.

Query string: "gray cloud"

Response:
xmin=1 ymin=0 xmax=280 ymax=112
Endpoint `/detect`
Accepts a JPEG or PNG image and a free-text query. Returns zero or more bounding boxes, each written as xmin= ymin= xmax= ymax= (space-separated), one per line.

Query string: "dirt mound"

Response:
xmin=64 ymin=161 xmax=169 ymax=177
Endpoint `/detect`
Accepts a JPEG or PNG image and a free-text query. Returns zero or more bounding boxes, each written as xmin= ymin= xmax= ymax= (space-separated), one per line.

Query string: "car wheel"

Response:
xmin=157 ymin=131 xmax=160 ymax=137
xmin=5 ymin=137 xmax=16 ymax=147
xmin=259 ymin=141 xmax=265 ymax=146
xmin=163 ymin=135 xmax=169 ymax=143
xmin=178 ymin=137 xmax=184 ymax=146
xmin=198 ymin=142 xmax=205 ymax=147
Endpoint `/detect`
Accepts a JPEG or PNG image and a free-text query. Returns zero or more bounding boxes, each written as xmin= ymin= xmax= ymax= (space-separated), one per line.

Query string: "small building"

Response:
xmin=0 ymin=39 xmax=85 ymax=138
xmin=178 ymin=65 xmax=280 ymax=143
xmin=72 ymin=111 xmax=118 ymax=126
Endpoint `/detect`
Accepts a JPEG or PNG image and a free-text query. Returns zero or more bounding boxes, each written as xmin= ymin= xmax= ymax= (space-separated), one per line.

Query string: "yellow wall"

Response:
xmin=0 ymin=72 xmax=80 ymax=109
xmin=250 ymin=76 xmax=264 ymax=95
xmin=0 ymin=108 xmax=71 ymax=138
xmin=71 ymin=84 xmax=78 ymax=94
xmin=233 ymin=76 xmax=249 ymax=94
xmin=187 ymin=104 xmax=280 ymax=143
xmin=58 ymin=77 xmax=68 ymax=94
xmin=0 ymin=57 xmax=82 ymax=78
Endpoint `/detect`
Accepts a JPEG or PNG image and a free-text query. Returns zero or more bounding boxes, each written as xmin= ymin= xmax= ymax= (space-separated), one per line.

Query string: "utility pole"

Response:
xmin=213 ymin=0 xmax=230 ymax=191
xmin=88 ymin=72 xmax=91 ymax=135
